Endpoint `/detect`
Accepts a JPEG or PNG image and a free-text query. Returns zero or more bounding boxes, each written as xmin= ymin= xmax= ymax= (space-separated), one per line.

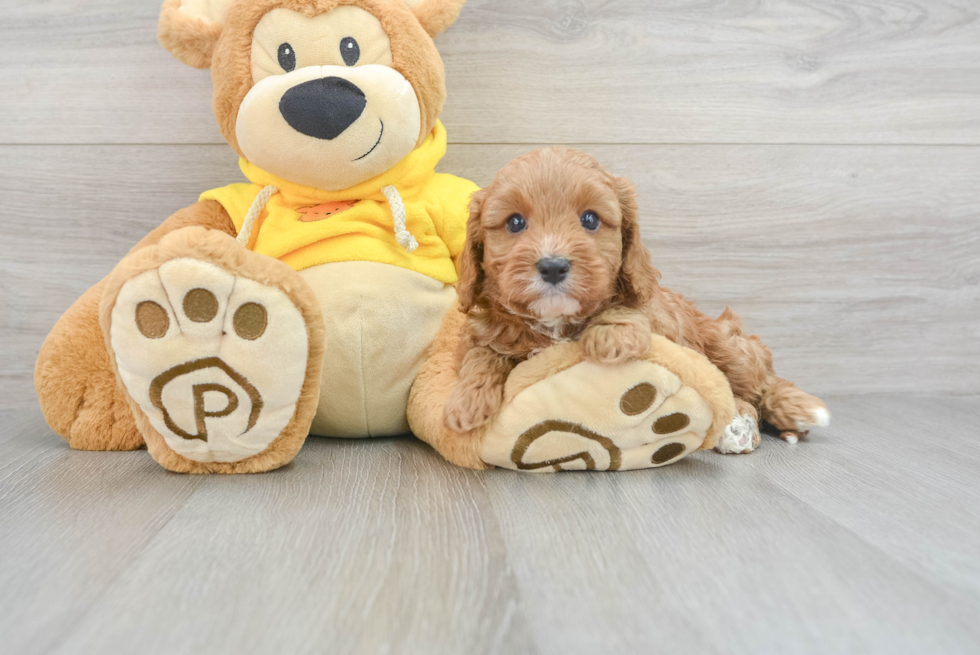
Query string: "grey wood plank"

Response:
xmin=479 ymin=395 xmax=980 ymax=655
xmin=3 ymin=397 xmax=980 ymax=654
xmin=1 ymin=0 xmax=979 ymax=145
xmin=0 ymin=411 xmax=206 ymax=655
xmin=43 ymin=435 xmax=531 ymax=655
xmin=0 ymin=408 xmax=45 ymax=446
xmin=746 ymin=395 xmax=980 ymax=606
xmin=3 ymin=143 xmax=977 ymax=410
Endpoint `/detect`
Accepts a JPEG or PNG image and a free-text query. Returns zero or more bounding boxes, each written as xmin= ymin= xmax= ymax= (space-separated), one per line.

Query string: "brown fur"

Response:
xmin=409 ymin=0 xmax=468 ymax=37
xmin=35 ymin=201 xmax=236 ymax=450
xmin=98 ymin=226 xmax=326 ymax=474
xmin=40 ymin=0 xmax=467 ymax=463
xmin=445 ymin=147 xmax=827 ymax=437
xmin=409 ymin=323 xmax=738 ymax=468
xmin=407 ymin=307 xmax=491 ymax=469
xmin=158 ymin=0 xmax=225 ymax=69
xmin=158 ymin=0 xmax=459 ymax=155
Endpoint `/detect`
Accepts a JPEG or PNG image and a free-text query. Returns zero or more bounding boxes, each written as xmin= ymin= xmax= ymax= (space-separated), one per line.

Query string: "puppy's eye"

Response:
xmin=580 ymin=210 xmax=600 ymax=232
xmin=340 ymin=37 xmax=360 ymax=66
xmin=506 ymin=214 xmax=527 ymax=234
xmin=278 ymin=43 xmax=296 ymax=72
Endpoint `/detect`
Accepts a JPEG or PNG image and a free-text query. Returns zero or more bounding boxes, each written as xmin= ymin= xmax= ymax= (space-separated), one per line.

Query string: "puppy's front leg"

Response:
xmin=581 ymin=307 xmax=653 ymax=365
xmin=444 ymin=347 xmax=515 ymax=434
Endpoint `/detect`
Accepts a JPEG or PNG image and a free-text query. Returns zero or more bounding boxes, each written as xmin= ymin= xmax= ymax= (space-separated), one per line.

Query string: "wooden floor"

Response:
xmin=2 ymin=395 xmax=979 ymax=654
xmin=2 ymin=0 xmax=979 ymax=653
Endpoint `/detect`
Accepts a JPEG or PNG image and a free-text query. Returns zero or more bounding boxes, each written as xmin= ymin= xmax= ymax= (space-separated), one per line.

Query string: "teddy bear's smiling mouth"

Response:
xmin=352 ymin=119 xmax=385 ymax=162
xmin=236 ymin=64 xmax=422 ymax=190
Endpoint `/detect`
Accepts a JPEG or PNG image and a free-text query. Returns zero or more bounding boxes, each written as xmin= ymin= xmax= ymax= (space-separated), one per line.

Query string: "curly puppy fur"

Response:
xmin=443 ymin=147 xmax=828 ymax=442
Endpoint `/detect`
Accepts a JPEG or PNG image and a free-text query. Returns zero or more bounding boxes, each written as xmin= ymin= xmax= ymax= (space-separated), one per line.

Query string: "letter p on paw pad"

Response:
xmin=101 ymin=232 xmax=324 ymax=473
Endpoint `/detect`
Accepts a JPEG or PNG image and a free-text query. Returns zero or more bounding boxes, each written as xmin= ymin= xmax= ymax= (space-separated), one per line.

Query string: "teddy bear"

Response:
xmin=34 ymin=0 xmax=739 ymax=474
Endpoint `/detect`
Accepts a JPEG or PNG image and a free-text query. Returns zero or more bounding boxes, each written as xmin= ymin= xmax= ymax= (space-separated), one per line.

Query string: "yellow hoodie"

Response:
xmin=200 ymin=122 xmax=478 ymax=285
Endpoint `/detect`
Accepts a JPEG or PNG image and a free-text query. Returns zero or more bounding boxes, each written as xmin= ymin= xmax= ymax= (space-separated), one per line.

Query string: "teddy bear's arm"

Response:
xmin=34 ymin=200 xmax=236 ymax=451
xmin=126 ymin=199 xmax=237 ymax=256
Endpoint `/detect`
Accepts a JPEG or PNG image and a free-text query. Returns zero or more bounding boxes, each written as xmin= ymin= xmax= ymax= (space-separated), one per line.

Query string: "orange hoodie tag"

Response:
xmin=297 ymin=201 xmax=356 ymax=222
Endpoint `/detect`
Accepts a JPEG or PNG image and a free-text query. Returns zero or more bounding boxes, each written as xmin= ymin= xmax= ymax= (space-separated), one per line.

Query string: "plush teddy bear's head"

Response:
xmin=159 ymin=0 xmax=466 ymax=191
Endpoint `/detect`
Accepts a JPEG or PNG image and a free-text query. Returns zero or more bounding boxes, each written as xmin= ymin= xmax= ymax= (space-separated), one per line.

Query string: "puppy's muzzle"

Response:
xmin=279 ymin=77 xmax=367 ymax=140
xmin=537 ymin=257 xmax=571 ymax=285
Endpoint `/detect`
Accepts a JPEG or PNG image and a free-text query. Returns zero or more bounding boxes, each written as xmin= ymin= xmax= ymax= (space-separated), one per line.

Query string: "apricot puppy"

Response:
xmin=444 ymin=148 xmax=830 ymax=453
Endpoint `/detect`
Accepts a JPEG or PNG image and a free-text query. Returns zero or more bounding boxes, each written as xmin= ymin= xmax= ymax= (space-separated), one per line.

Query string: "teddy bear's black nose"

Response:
xmin=279 ymin=77 xmax=367 ymax=141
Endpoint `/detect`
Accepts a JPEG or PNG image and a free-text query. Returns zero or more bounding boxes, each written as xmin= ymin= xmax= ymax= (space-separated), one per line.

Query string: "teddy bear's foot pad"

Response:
xmin=109 ymin=257 xmax=310 ymax=464
xmin=481 ymin=358 xmax=716 ymax=472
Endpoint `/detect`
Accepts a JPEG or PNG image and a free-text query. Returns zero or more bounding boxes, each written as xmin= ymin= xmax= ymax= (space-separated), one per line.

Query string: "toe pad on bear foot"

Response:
xmin=102 ymin=229 xmax=325 ymax=474
xmin=479 ymin=339 xmax=734 ymax=472
xmin=111 ymin=259 xmax=310 ymax=464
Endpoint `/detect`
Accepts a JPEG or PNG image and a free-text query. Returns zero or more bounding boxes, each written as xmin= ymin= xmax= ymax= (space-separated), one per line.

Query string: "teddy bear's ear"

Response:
xmin=158 ymin=0 xmax=232 ymax=69
xmin=405 ymin=0 xmax=468 ymax=38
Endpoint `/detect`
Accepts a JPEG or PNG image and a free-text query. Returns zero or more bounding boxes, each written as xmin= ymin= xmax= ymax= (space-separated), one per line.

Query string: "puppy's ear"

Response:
xmin=614 ymin=176 xmax=660 ymax=307
xmin=406 ymin=0 xmax=468 ymax=38
xmin=158 ymin=0 xmax=231 ymax=69
xmin=456 ymin=188 xmax=487 ymax=314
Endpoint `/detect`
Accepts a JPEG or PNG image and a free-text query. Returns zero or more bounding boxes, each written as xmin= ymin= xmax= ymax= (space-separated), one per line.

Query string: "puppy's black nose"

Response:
xmin=537 ymin=258 xmax=571 ymax=285
xmin=279 ymin=77 xmax=366 ymax=140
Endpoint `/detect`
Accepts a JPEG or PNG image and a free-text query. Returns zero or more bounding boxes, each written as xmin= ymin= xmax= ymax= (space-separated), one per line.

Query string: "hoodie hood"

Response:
xmin=199 ymin=121 xmax=478 ymax=284
xmin=238 ymin=120 xmax=449 ymax=205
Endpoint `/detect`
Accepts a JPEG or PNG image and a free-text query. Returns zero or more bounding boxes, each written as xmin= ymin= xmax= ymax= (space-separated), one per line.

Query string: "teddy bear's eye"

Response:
xmin=340 ymin=37 xmax=360 ymax=66
xmin=278 ymin=43 xmax=296 ymax=72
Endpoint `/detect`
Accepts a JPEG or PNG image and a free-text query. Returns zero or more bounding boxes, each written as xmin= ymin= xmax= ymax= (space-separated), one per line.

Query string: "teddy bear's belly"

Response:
xmin=299 ymin=261 xmax=457 ymax=438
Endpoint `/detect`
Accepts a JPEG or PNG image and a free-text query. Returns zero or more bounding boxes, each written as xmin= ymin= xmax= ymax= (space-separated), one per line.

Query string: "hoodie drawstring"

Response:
xmin=382 ymin=185 xmax=419 ymax=253
xmin=236 ymin=184 xmax=419 ymax=254
xmin=237 ymin=185 xmax=278 ymax=248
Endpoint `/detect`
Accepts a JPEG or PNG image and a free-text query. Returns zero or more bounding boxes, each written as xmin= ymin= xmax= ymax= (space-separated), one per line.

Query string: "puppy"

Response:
xmin=442 ymin=147 xmax=830 ymax=453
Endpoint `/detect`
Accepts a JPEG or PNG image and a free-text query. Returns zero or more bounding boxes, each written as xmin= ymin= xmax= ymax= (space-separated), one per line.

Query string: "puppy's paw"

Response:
xmin=779 ymin=430 xmax=804 ymax=444
xmin=763 ymin=384 xmax=830 ymax=442
xmin=444 ymin=380 xmax=505 ymax=434
xmin=797 ymin=406 xmax=831 ymax=432
xmin=715 ymin=413 xmax=761 ymax=455
xmin=777 ymin=406 xmax=830 ymax=445
xmin=581 ymin=312 xmax=652 ymax=365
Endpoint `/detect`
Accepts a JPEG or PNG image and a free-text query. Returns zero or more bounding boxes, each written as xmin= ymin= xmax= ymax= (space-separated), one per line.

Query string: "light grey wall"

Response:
xmin=2 ymin=0 xmax=978 ymax=408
